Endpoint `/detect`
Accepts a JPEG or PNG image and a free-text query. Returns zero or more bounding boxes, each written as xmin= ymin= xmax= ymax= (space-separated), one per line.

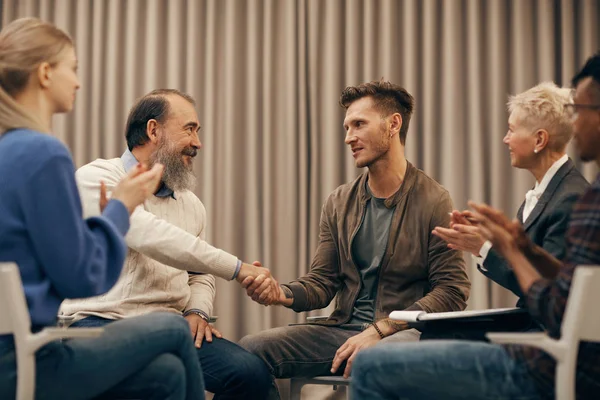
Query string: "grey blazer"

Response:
xmin=478 ymin=158 xmax=589 ymax=305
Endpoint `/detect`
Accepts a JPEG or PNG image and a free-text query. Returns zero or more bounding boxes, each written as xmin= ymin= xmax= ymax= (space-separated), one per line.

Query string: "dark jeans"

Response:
xmin=73 ymin=315 xmax=271 ymax=400
xmin=239 ymin=324 xmax=361 ymax=380
xmin=351 ymin=340 xmax=542 ymax=399
xmin=239 ymin=324 xmax=418 ymax=400
xmin=240 ymin=323 xmax=422 ymax=378
xmin=0 ymin=313 xmax=204 ymax=400
xmin=240 ymin=324 xmax=363 ymax=400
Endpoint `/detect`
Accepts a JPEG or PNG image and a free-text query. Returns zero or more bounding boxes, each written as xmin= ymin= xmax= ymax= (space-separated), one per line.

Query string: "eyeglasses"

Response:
xmin=564 ymin=103 xmax=600 ymax=120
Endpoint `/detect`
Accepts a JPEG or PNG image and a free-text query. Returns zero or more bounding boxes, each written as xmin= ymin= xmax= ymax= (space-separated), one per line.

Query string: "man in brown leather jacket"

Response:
xmin=239 ymin=80 xmax=471 ymax=396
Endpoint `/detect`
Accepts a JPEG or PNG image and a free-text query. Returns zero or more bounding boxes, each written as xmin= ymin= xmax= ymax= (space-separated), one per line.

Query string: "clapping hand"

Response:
xmin=108 ymin=163 xmax=164 ymax=214
xmin=432 ymin=210 xmax=485 ymax=255
xmin=467 ymin=201 xmax=530 ymax=258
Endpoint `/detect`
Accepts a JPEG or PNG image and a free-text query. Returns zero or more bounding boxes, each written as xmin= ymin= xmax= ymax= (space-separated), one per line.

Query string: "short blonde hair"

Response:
xmin=0 ymin=17 xmax=73 ymax=135
xmin=507 ymin=82 xmax=573 ymax=152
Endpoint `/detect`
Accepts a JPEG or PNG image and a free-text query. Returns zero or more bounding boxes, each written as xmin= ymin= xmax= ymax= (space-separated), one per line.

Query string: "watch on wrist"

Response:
xmin=184 ymin=309 xmax=209 ymax=322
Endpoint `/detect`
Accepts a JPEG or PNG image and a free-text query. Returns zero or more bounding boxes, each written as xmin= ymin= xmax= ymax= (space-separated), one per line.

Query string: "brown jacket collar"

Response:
xmin=357 ymin=160 xmax=417 ymax=209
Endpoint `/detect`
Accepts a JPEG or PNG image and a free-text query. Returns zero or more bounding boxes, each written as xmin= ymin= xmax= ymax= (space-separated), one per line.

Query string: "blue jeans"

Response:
xmin=73 ymin=315 xmax=271 ymax=400
xmin=0 ymin=312 xmax=204 ymax=400
xmin=351 ymin=340 xmax=544 ymax=400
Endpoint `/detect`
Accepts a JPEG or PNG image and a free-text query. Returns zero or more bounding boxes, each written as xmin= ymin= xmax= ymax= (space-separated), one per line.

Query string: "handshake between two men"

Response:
xmin=235 ymin=261 xmax=291 ymax=307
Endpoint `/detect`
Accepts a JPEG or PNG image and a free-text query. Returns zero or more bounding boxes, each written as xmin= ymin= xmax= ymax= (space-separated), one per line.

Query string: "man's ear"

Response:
xmin=147 ymin=119 xmax=160 ymax=144
xmin=37 ymin=62 xmax=52 ymax=89
xmin=390 ymin=113 xmax=403 ymax=138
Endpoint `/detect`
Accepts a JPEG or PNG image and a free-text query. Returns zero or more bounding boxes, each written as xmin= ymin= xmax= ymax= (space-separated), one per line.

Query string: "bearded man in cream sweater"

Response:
xmin=61 ymin=89 xmax=272 ymax=399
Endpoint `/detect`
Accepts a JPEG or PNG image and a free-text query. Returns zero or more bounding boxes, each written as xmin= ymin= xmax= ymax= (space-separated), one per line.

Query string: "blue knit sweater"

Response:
xmin=0 ymin=129 xmax=129 ymax=327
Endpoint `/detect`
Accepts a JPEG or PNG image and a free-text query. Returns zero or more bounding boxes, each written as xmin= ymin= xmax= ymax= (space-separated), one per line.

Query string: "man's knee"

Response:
xmin=243 ymin=328 xmax=300 ymax=361
xmin=240 ymin=328 xmax=301 ymax=380
xmin=238 ymin=332 xmax=270 ymax=356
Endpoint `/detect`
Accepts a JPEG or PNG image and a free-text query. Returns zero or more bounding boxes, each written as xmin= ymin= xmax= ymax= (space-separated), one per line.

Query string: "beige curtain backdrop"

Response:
xmin=2 ymin=0 xmax=599 ymax=343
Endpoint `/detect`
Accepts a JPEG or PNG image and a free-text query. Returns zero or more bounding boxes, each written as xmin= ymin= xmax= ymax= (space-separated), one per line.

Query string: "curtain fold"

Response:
xmin=2 ymin=0 xmax=599 ymax=342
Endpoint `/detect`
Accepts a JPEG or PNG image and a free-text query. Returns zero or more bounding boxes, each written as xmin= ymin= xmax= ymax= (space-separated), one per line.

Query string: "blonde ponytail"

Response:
xmin=0 ymin=83 xmax=47 ymax=135
xmin=0 ymin=17 xmax=73 ymax=135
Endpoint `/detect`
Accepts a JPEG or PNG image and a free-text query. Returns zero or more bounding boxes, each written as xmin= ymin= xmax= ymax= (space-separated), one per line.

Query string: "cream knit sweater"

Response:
xmin=60 ymin=157 xmax=238 ymax=321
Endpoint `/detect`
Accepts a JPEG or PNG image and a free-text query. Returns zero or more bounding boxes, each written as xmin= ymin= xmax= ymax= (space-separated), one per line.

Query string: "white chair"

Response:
xmin=487 ymin=265 xmax=600 ymax=400
xmin=0 ymin=262 xmax=104 ymax=400
xmin=289 ymin=316 xmax=350 ymax=400
xmin=290 ymin=376 xmax=350 ymax=400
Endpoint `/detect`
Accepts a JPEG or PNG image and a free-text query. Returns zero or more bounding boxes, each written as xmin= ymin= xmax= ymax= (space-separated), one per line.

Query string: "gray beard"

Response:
xmin=150 ymin=141 xmax=196 ymax=192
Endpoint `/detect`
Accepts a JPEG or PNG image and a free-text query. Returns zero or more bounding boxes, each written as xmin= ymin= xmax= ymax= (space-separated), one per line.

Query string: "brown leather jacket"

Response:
xmin=284 ymin=161 xmax=470 ymax=325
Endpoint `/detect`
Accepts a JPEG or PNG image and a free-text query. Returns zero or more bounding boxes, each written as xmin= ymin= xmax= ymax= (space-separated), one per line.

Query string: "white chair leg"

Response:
xmin=16 ymin=352 xmax=35 ymax=400
xmin=289 ymin=379 xmax=305 ymax=400
xmin=555 ymin=360 xmax=576 ymax=400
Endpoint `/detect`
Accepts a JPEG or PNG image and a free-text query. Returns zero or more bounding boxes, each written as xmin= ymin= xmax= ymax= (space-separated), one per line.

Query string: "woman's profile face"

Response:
xmin=45 ymin=45 xmax=80 ymax=113
xmin=503 ymin=109 xmax=537 ymax=169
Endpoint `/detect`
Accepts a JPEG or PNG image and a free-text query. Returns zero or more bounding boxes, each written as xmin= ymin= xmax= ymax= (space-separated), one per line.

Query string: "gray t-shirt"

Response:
xmin=348 ymin=185 xmax=396 ymax=324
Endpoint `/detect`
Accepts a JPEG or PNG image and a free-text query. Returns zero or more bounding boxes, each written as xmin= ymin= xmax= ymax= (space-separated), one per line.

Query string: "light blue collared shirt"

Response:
xmin=121 ymin=150 xmax=175 ymax=199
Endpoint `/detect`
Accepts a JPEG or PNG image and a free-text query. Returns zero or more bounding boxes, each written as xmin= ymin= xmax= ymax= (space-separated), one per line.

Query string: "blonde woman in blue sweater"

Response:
xmin=0 ymin=18 xmax=204 ymax=400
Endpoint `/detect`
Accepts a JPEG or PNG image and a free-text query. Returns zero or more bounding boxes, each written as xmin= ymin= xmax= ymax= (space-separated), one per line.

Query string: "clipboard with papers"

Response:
xmin=389 ymin=307 xmax=528 ymax=324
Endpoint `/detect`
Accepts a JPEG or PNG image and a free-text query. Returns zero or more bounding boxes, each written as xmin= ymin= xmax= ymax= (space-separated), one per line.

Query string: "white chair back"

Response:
xmin=0 ymin=262 xmax=31 ymax=340
xmin=487 ymin=265 xmax=600 ymax=400
xmin=561 ymin=266 xmax=600 ymax=343
xmin=0 ymin=262 xmax=104 ymax=400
